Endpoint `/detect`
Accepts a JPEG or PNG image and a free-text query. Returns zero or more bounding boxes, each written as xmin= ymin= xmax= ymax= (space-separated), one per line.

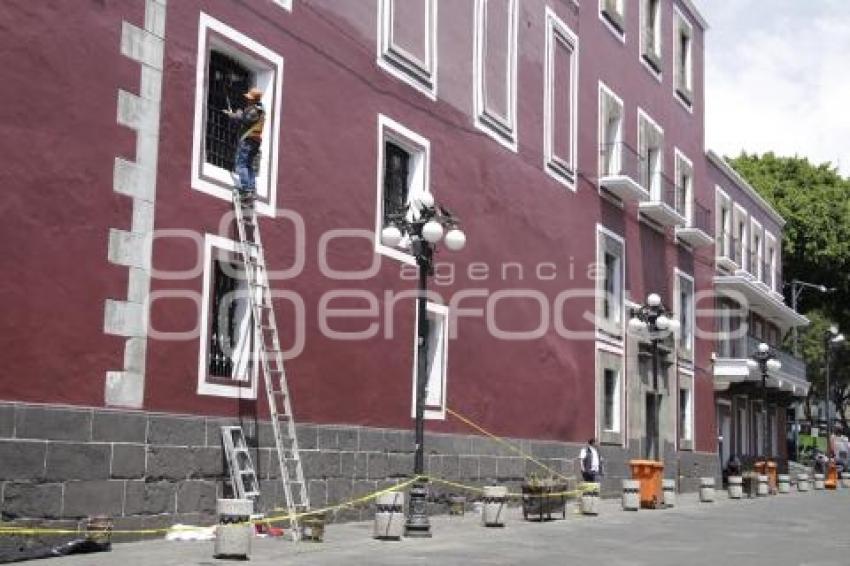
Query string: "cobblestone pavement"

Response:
xmin=51 ymin=489 xmax=850 ymax=566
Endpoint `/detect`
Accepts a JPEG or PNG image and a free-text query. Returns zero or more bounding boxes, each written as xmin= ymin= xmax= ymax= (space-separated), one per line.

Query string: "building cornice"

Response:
xmin=678 ymin=0 xmax=709 ymax=30
xmin=706 ymin=150 xmax=786 ymax=227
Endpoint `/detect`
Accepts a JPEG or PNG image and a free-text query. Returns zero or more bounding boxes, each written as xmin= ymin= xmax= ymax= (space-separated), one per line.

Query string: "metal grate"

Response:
xmin=206 ymin=50 xmax=255 ymax=172
xmin=208 ymin=259 xmax=242 ymax=378
xmin=383 ymin=142 xmax=410 ymax=226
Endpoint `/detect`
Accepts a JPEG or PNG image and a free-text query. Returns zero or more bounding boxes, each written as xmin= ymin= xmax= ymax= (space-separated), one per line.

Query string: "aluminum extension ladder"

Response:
xmin=220 ymin=425 xmax=260 ymax=500
xmin=231 ymin=191 xmax=309 ymax=539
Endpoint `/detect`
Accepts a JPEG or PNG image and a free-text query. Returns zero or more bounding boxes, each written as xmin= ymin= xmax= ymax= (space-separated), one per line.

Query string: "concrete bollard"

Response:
xmin=842 ymin=472 xmax=850 ymax=488
xmin=580 ymin=483 xmax=600 ymax=516
xmin=214 ymin=499 xmax=253 ymax=560
xmin=814 ymin=473 xmax=825 ymax=490
xmin=662 ymin=479 xmax=676 ymax=508
xmin=797 ymin=473 xmax=810 ymax=492
xmin=756 ymin=475 xmax=769 ymax=497
xmin=622 ymin=480 xmax=640 ymax=511
xmin=728 ymin=476 xmax=743 ymax=499
xmin=482 ymin=486 xmax=508 ymax=527
xmin=777 ymin=474 xmax=790 ymax=494
xmin=699 ymin=477 xmax=715 ymax=503
xmin=374 ymin=492 xmax=404 ymax=540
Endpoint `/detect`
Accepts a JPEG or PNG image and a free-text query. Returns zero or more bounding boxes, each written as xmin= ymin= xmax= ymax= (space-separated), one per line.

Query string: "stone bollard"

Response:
xmin=842 ymin=472 xmax=850 ymax=488
xmin=622 ymin=480 xmax=640 ymax=511
xmin=699 ymin=477 xmax=716 ymax=503
xmin=214 ymin=499 xmax=253 ymax=560
xmin=777 ymin=474 xmax=790 ymax=494
xmin=374 ymin=492 xmax=404 ymax=540
xmin=797 ymin=473 xmax=810 ymax=492
xmin=756 ymin=475 xmax=769 ymax=497
xmin=814 ymin=473 xmax=825 ymax=490
xmin=580 ymin=483 xmax=600 ymax=516
xmin=662 ymin=479 xmax=676 ymax=508
xmin=482 ymin=486 xmax=508 ymax=527
xmin=728 ymin=476 xmax=743 ymax=499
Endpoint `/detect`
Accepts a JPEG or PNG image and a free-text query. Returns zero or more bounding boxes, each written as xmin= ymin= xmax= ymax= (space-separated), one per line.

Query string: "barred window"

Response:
xmin=207 ymin=255 xmax=253 ymax=381
xmin=382 ymin=142 xmax=410 ymax=228
xmin=205 ymin=50 xmax=256 ymax=172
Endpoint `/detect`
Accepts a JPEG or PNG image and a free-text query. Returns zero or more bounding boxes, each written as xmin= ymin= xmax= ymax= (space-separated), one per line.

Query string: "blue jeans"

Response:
xmin=234 ymin=139 xmax=259 ymax=193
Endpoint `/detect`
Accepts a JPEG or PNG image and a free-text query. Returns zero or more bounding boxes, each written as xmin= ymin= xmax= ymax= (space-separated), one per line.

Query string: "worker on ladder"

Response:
xmin=223 ymin=87 xmax=265 ymax=201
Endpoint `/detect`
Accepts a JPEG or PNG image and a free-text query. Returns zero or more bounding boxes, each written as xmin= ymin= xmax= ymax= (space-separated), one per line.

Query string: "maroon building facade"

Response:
xmin=0 ymin=0 xmax=803 ymax=529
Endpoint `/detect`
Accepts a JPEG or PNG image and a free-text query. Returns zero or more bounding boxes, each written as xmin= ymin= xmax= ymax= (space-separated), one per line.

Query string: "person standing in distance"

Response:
xmin=579 ymin=438 xmax=600 ymax=482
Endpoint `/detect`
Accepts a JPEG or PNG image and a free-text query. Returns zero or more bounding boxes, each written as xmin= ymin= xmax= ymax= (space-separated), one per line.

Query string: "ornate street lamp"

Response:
xmin=746 ymin=342 xmax=782 ymax=461
xmin=789 ymin=280 xmax=834 ymax=356
xmin=381 ymin=192 xmax=466 ymax=538
xmin=628 ymin=293 xmax=680 ymax=461
xmin=823 ymin=325 xmax=846 ymax=448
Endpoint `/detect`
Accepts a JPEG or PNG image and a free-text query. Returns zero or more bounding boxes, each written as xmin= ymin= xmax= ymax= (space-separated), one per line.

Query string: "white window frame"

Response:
xmin=543 ymin=7 xmax=579 ymax=191
xmin=598 ymin=0 xmax=626 ymax=42
xmin=673 ymin=6 xmax=694 ymax=111
xmin=197 ymin=234 xmax=259 ymax=399
xmin=678 ymin=369 xmax=694 ymax=449
xmin=750 ymin=217 xmax=764 ymax=281
xmin=597 ymin=344 xmax=625 ymax=445
xmin=675 ymin=268 xmax=695 ymax=361
xmin=191 ymin=13 xmax=284 ymax=218
xmin=411 ymin=302 xmax=449 ymax=420
xmin=733 ymin=204 xmax=749 ymax=270
xmin=674 ymin=148 xmax=693 ymax=223
xmin=598 ymin=81 xmax=624 ymax=178
xmin=639 ymin=0 xmax=662 ymax=80
xmin=596 ymin=224 xmax=626 ymax=341
xmin=272 ymin=0 xmax=292 ymax=11
xmin=375 ymin=114 xmax=431 ymax=266
xmin=765 ymin=231 xmax=778 ymax=291
xmin=715 ymin=186 xmax=732 ymax=259
xmin=637 ymin=108 xmax=664 ymax=199
xmin=377 ymin=0 xmax=438 ymax=99
xmin=473 ymin=0 xmax=519 ymax=152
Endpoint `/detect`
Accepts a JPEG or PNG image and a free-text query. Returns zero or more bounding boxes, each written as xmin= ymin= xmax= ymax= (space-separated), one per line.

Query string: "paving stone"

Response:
xmin=14 ymin=406 xmax=91 ymax=442
xmin=388 ymin=453 xmax=414 ymax=478
xmin=0 ymin=441 xmax=46 ymax=480
xmin=112 ymin=444 xmax=146 ymax=479
xmin=147 ymin=415 xmax=205 ymax=446
xmin=124 ymin=480 xmax=176 ymax=515
xmin=308 ymin=480 xmax=327 ymax=507
xmin=317 ymin=427 xmax=339 ymax=450
xmin=337 ymin=427 xmax=359 ymax=451
xmin=92 ymin=410 xmax=147 ymax=443
xmin=295 ymin=424 xmax=318 ymax=450
xmin=1 ymin=483 xmax=62 ymax=519
xmin=459 ymin=456 xmax=480 ymax=480
xmin=63 ymin=480 xmax=125 ymax=518
xmin=326 ymin=478 xmax=352 ymax=507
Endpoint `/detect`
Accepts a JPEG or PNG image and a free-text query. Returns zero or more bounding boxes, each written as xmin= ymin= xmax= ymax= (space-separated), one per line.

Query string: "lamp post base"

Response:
xmin=404 ymin=483 xmax=432 ymax=538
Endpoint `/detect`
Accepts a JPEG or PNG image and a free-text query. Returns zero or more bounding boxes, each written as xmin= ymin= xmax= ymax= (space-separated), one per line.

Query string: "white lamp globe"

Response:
xmin=746 ymin=359 xmax=759 ymax=370
xmin=647 ymin=293 xmax=661 ymax=307
xmin=381 ymin=225 xmax=402 ymax=248
xmin=655 ymin=314 xmax=670 ymax=330
xmin=835 ymin=334 xmax=846 ymax=344
xmin=830 ymin=324 xmax=840 ymax=335
xmin=444 ymin=228 xmax=466 ymax=251
xmin=758 ymin=342 xmax=770 ymax=354
xmin=422 ymin=220 xmax=444 ymax=244
xmin=668 ymin=319 xmax=681 ymax=334
xmin=767 ymin=358 xmax=782 ymax=371
xmin=628 ymin=317 xmax=646 ymax=333
xmin=418 ymin=192 xmax=435 ymax=209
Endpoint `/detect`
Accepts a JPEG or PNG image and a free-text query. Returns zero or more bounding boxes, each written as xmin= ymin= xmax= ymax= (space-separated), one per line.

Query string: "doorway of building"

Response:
xmin=718 ymin=403 xmax=731 ymax=469
xmin=645 ymin=392 xmax=659 ymax=460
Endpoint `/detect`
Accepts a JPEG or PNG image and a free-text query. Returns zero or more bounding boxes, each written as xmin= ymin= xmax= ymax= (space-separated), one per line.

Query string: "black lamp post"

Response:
xmin=823 ymin=325 xmax=846 ymax=450
xmin=628 ymin=293 xmax=680 ymax=462
xmin=381 ymin=193 xmax=466 ymax=538
xmin=789 ymin=280 xmax=833 ymax=356
xmin=747 ymin=342 xmax=781 ymax=461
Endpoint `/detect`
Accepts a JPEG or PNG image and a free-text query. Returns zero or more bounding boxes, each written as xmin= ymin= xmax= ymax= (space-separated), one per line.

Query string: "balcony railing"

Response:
xmin=746 ymin=336 xmax=806 ymax=380
xmin=598 ymin=141 xmax=649 ymax=202
xmin=690 ymin=201 xmax=712 ymax=232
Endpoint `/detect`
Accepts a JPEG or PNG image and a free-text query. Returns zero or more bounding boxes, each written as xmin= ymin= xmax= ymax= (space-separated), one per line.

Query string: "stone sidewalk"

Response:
xmin=47 ymin=489 xmax=850 ymax=565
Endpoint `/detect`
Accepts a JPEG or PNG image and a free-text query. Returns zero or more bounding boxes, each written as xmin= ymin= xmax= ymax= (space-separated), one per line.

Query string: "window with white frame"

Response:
xmin=674 ymin=150 xmax=693 ymax=221
xmin=674 ymin=8 xmax=693 ymax=105
xmin=599 ymin=0 xmax=625 ymax=37
xmin=677 ymin=271 xmax=695 ymax=360
xmin=375 ymin=114 xmax=431 ymax=264
xmin=597 ymin=349 xmax=624 ymax=444
xmin=474 ymin=0 xmax=518 ymax=150
xmin=543 ymin=8 xmax=578 ymax=189
xmin=191 ymin=13 xmax=283 ymax=217
xmin=641 ymin=0 xmax=662 ymax=74
xmin=716 ymin=188 xmax=732 ymax=260
xmin=734 ymin=206 xmax=748 ymax=268
xmin=197 ymin=235 xmax=258 ymax=398
xmin=599 ymin=83 xmax=624 ymax=178
xmin=597 ymin=227 xmax=625 ymax=338
xmin=412 ymin=303 xmax=449 ymax=420
xmin=377 ymin=0 xmax=437 ymax=97
xmin=766 ymin=233 xmax=778 ymax=290
xmin=750 ymin=218 xmax=763 ymax=280
xmin=679 ymin=374 xmax=694 ymax=448
xmin=638 ymin=111 xmax=664 ymax=199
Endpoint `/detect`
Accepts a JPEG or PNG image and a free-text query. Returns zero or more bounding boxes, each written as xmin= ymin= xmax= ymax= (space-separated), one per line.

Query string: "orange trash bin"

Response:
xmin=826 ymin=461 xmax=838 ymax=489
xmin=754 ymin=461 xmax=778 ymax=493
xmin=629 ymin=459 xmax=664 ymax=509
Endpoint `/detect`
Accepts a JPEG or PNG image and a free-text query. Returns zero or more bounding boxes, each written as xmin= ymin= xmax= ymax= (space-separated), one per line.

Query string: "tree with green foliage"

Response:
xmin=728 ymin=152 xmax=850 ymax=428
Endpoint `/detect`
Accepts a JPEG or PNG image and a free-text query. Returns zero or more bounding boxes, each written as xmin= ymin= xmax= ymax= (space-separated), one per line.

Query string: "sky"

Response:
xmin=698 ymin=0 xmax=850 ymax=177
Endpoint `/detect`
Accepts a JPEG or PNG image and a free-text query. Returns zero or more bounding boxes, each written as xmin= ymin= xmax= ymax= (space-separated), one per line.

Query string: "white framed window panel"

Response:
xmin=673 ymin=5 xmax=694 ymax=111
xmin=596 ymin=342 xmax=626 ymax=445
xmin=639 ymin=0 xmax=662 ymax=80
xmin=377 ymin=0 xmax=438 ymax=99
xmin=598 ymin=81 xmax=624 ymax=178
xmin=715 ymin=185 xmax=732 ymax=259
xmin=543 ymin=7 xmax=579 ymax=191
xmin=678 ymin=368 xmax=694 ymax=449
xmin=750 ymin=216 xmax=764 ymax=282
xmin=473 ymin=0 xmax=519 ymax=152
xmin=375 ymin=114 xmax=431 ymax=265
xmin=637 ymin=108 xmax=664 ymax=199
xmin=411 ymin=302 xmax=449 ymax=420
xmin=733 ymin=203 xmax=749 ymax=271
xmin=598 ymin=0 xmax=626 ymax=42
xmin=765 ymin=231 xmax=778 ymax=291
xmin=197 ymin=234 xmax=259 ymax=399
xmin=675 ymin=268 xmax=695 ymax=362
xmin=191 ymin=13 xmax=284 ymax=218
xmin=674 ymin=148 xmax=693 ymax=224
xmin=596 ymin=224 xmax=626 ymax=342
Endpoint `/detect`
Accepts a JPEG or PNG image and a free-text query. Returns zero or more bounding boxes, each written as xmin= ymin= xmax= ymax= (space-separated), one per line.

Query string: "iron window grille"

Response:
xmin=383 ymin=142 xmax=410 ymax=227
xmin=208 ymin=258 xmax=252 ymax=380
xmin=205 ymin=50 xmax=256 ymax=173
